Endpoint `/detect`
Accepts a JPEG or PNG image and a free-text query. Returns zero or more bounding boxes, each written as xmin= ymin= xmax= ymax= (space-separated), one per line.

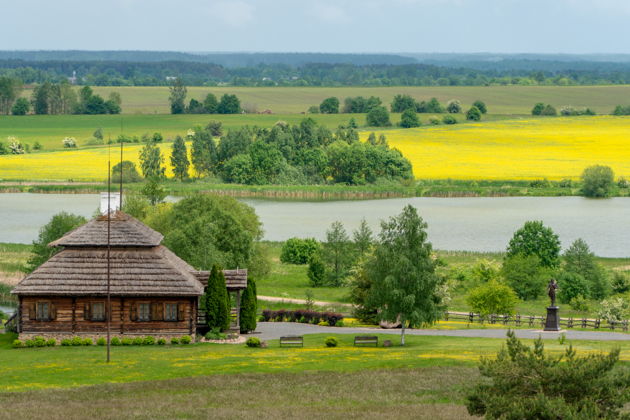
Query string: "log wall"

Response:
xmin=19 ymin=296 xmax=197 ymax=337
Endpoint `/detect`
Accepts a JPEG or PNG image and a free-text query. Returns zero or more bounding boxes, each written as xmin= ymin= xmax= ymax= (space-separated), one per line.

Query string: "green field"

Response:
xmin=0 ymin=113 xmax=360 ymax=151
xmin=76 ymin=85 xmax=630 ymax=115
xmin=0 ymin=366 xmax=475 ymax=419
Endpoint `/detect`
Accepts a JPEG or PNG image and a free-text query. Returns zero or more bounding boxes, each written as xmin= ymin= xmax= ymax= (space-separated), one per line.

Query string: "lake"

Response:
xmin=0 ymin=193 xmax=629 ymax=257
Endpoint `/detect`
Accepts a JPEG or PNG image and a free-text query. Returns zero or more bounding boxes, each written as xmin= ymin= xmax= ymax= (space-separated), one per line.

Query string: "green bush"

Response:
xmin=157 ymin=338 xmax=166 ymax=345
xmin=280 ymin=238 xmax=320 ymax=265
xmin=170 ymin=337 xmax=180 ymax=345
xmin=205 ymin=328 xmax=227 ymax=340
xmin=611 ymin=272 xmax=630 ymax=294
xmin=502 ymin=254 xmax=550 ymax=301
xmin=132 ymin=337 xmax=144 ymax=345
xmin=472 ymin=100 xmax=487 ymax=114
xmin=399 ymin=108 xmax=420 ymax=128
xmin=33 ymin=336 xmax=46 ymax=347
xmin=569 ymin=295 xmax=590 ymax=312
xmin=557 ymin=271 xmax=590 ymax=304
xmin=180 ymin=335 xmax=192 ymax=345
xmin=121 ymin=338 xmax=133 ymax=346
xmin=466 ymin=281 xmax=518 ymax=317
xmin=143 ymin=336 xmax=156 ymax=345
xmin=246 ymin=337 xmax=261 ymax=348
xmin=96 ymin=337 xmax=106 ymax=346
xmin=24 ymin=340 xmax=35 ymax=348
xmin=581 ymin=165 xmax=615 ymax=198
xmin=366 ymin=106 xmax=392 ymax=127
xmin=465 ymin=106 xmax=482 ymax=121
xmin=428 ymin=116 xmax=440 ymax=125
xmin=46 ymin=338 xmax=56 ymax=347
xmin=111 ymin=337 xmax=121 ymax=346
xmin=82 ymin=338 xmax=93 ymax=346
xmin=325 ymin=337 xmax=338 ymax=347
xmin=442 ymin=114 xmax=457 ymax=124
xmin=61 ymin=338 xmax=72 ymax=346
xmin=12 ymin=339 xmax=23 ymax=348
xmin=466 ymin=331 xmax=629 ymax=418
xmin=71 ymin=336 xmax=83 ymax=346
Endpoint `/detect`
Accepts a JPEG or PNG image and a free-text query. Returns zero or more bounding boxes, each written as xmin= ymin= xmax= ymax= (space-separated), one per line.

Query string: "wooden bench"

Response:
xmin=280 ymin=335 xmax=303 ymax=347
xmin=354 ymin=336 xmax=378 ymax=347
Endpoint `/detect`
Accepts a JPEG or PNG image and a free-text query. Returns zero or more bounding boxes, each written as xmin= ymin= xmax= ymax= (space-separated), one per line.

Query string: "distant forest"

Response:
xmin=2 ymin=51 xmax=630 ymax=86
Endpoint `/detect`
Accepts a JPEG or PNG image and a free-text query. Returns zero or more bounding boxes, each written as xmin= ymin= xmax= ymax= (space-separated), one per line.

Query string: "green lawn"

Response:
xmin=1 ymin=331 xmax=626 ymax=393
xmin=0 ymin=367 xmax=475 ymax=419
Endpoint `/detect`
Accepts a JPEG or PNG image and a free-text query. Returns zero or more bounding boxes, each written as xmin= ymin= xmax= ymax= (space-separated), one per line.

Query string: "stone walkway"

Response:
xmin=254 ymin=322 xmax=630 ymax=342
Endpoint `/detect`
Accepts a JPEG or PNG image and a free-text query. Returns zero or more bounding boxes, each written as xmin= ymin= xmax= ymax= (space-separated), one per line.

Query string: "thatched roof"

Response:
xmin=12 ymin=245 xmax=204 ymax=296
xmin=193 ymin=269 xmax=248 ymax=290
xmin=49 ymin=212 xmax=163 ymax=248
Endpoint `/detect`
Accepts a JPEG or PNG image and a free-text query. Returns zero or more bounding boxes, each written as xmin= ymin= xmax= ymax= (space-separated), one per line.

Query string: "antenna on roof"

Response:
xmin=106 ymin=142 xmax=112 ymax=363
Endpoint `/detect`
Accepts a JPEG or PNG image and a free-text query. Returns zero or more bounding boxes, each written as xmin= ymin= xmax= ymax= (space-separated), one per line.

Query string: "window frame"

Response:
xmin=164 ymin=303 xmax=179 ymax=322
xmin=90 ymin=301 xmax=106 ymax=322
xmin=36 ymin=301 xmax=51 ymax=321
xmin=137 ymin=302 xmax=151 ymax=322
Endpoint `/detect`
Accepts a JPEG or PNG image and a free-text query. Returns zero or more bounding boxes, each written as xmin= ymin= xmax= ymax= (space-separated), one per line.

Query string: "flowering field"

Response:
xmin=375 ymin=116 xmax=630 ymax=180
xmin=2 ymin=116 xmax=630 ymax=181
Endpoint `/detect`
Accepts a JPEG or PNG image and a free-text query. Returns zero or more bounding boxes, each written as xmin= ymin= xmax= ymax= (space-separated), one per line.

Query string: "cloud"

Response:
xmin=208 ymin=1 xmax=255 ymax=27
xmin=308 ymin=3 xmax=350 ymax=24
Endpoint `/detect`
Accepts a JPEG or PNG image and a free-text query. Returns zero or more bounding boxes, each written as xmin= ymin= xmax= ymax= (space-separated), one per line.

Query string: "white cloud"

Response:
xmin=208 ymin=0 xmax=255 ymax=27
xmin=308 ymin=3 xmax=350 ymax=24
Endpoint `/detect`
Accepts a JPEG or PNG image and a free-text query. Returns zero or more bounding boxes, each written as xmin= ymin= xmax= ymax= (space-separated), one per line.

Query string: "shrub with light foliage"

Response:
xmin=466 ymin=281 xmax=518 ymax=317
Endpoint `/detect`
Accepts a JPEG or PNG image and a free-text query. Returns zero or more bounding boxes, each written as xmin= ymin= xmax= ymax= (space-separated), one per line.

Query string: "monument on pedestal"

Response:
xmin=544 ymin=278 xmax=560 ymax=331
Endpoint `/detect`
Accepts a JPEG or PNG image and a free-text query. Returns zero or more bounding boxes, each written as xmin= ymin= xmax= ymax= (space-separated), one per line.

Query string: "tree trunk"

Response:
xmin=400 ymin=316 xmax=406 ymax=346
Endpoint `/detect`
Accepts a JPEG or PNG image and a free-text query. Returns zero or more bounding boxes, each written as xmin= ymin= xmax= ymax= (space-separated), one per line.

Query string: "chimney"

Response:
xmin=100 ymin=192 xmax=121 ymax=215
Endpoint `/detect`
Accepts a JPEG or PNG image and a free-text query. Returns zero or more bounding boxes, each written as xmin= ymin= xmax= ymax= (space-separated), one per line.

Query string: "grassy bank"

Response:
xmin=0 ymin=366 xmax=476 ymax=419
xmin=2 ymin=178 xmax=628 ymax=198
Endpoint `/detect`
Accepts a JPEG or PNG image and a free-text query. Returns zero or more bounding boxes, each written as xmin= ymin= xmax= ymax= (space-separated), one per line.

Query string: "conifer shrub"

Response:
xmin=143 ymin=336 xmax=156 ymax=345
xmin=180 ymin=335 xmax=192 ymax=344
xmin=246 ymin=337 xmax=261 ymax=348
xmin=71 ymin=336 xmax=83 ymax=346
xmin=121 ymin=338 xmax=133 ymax=346
xmin=325 ymin=337 xmax=338 ymax=347
xmin=157 ymin=338 xmax=167 ymax=345
xmin=61 ymin=338 xmax=72 ymax=346
xmin=132 ymin=337 xmax=144 ymax=345
xmin=82 ymin=338 xmax=93 ymax=346
xmin=170 ymin=337 xmax=180 ymax=345
xmin=46 ymin=338 xmax=57 ymax=347
xmin=240 ymin=278 xmax=258 ymax=333
xmin=204 ymin=264 xmax=231 ymax=331
xmin=111 ymin=337 xmax=122 ymax=346
xmin=12 ymin=339 xmax=23 ymax=348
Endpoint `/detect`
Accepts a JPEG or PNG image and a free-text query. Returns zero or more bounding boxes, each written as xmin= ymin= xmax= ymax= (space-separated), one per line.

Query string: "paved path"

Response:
xmin=254 ymin=322 xmax=630 ymax=342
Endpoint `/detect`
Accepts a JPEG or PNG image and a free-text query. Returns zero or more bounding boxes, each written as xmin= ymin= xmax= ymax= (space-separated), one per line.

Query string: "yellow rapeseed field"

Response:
xmin=2 ymin=116 xmax=630 ymax=181
xmin=371 ymin=116 xmax=630 ymax=180
xmin=0 ymin=143 xmax=182 ymax=181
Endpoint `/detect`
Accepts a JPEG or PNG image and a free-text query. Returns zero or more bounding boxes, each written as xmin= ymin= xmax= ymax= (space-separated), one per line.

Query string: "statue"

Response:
xmin=547 ymin=278 xmax=558 ymax=307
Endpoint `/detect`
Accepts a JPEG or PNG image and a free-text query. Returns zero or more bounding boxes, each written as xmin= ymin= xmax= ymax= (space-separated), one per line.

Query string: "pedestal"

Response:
xmin=544 ymin=306 xmax=560 ymax=331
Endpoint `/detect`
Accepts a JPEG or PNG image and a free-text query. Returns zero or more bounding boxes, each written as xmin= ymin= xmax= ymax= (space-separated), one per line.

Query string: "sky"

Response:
xmin=1 ymin=0 xmax=628 ymax=53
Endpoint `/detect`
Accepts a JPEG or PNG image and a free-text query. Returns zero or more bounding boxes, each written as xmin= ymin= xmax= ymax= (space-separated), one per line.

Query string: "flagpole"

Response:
xmin=107 ymin=142 xmax=111 ymax=363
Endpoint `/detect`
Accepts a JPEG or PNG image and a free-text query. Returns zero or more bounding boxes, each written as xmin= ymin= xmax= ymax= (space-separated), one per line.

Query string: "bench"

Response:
xmin=354 ymin=336 xmax=378 ymax=347
xmin=280 ymin=335 xmax=303 ymax=347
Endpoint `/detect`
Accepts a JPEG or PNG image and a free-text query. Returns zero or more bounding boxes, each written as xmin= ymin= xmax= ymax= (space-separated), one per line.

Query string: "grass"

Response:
xmin=0 ymin=243 xmax=30 ymax=293
xmin=0 ymin=367 xmax=476 ymax=419
xmin=1 ymin=331 xmax=627 ymax=393
xmin=376 ymin=115 xmax=630 ymax=180
xmin=44 ymin=85 xmax=630 ymax=115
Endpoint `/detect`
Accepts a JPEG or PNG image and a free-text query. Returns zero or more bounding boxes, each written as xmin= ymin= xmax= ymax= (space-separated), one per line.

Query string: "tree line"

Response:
xmin=136 ymin=118 xmax=413 ymax=186
xmin=168 ymin=79 xmax=241 ymax=115
xmin=0 ymin=77 xmax=121 ymax=115
xmin=5 ymin=59 xmax=630 ymax=87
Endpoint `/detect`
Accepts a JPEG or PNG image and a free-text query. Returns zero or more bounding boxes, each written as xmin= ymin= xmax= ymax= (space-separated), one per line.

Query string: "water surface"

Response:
xmin=1 ymin=193 xmax=628 ymax=257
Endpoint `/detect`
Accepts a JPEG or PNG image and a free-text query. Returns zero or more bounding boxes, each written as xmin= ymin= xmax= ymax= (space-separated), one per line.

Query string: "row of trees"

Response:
xmin=5 ymin=59 xmax=630 ymax=86
xmin=137 ymin=118 xmax=413 ymax=185
xmin=0 ymin=77 xmax=121 ymax=115
xmin=168 ymin=79 xmax=241 ymax=115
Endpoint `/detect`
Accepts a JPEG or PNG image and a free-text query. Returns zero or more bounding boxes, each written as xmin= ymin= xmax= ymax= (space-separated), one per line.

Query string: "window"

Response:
xmin=36 ymin=302 xmax=50 ymax=321
xmin=138 ymin=303 xmax=151 ymax=321
xmin=165 ymin=303 xmax=178 ymax=322
xmin=91 ymin=302 xmax=105 ymax=321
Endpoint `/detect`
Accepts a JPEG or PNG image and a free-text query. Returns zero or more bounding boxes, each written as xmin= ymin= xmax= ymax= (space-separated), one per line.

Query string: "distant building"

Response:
xmin=165 ymin=76 xmax=177 ymax=82
xmin=67 ymin=71 xmax=77 ymax=85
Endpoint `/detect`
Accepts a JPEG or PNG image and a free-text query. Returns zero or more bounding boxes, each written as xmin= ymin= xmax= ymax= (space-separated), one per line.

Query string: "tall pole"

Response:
xmin=107 ymin=144 xmax=111 ymax=363
xmin=119 ymin=139 xmax=123 ymax=205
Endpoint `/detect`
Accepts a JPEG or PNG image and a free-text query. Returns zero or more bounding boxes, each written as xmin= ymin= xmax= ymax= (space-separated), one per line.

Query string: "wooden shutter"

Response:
xmin=177 ymin=303 xmax=185 ymax=322
xmin=151 ymin=303 xmax=161 ymax=321
xmin=28 ymin=303 xmax=36 ymax=321
xmin=84 ymin=303 xmax=91 ymax=321
xmin=50 ymin=303 xmax=57 ymax=321
xmin=130 ymin=303 xmax=137 ymax=321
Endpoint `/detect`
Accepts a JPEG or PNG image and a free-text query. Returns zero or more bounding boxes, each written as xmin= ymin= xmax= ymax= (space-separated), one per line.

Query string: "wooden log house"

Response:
xmin=11 ymin=209 xmax=247 ymax=341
